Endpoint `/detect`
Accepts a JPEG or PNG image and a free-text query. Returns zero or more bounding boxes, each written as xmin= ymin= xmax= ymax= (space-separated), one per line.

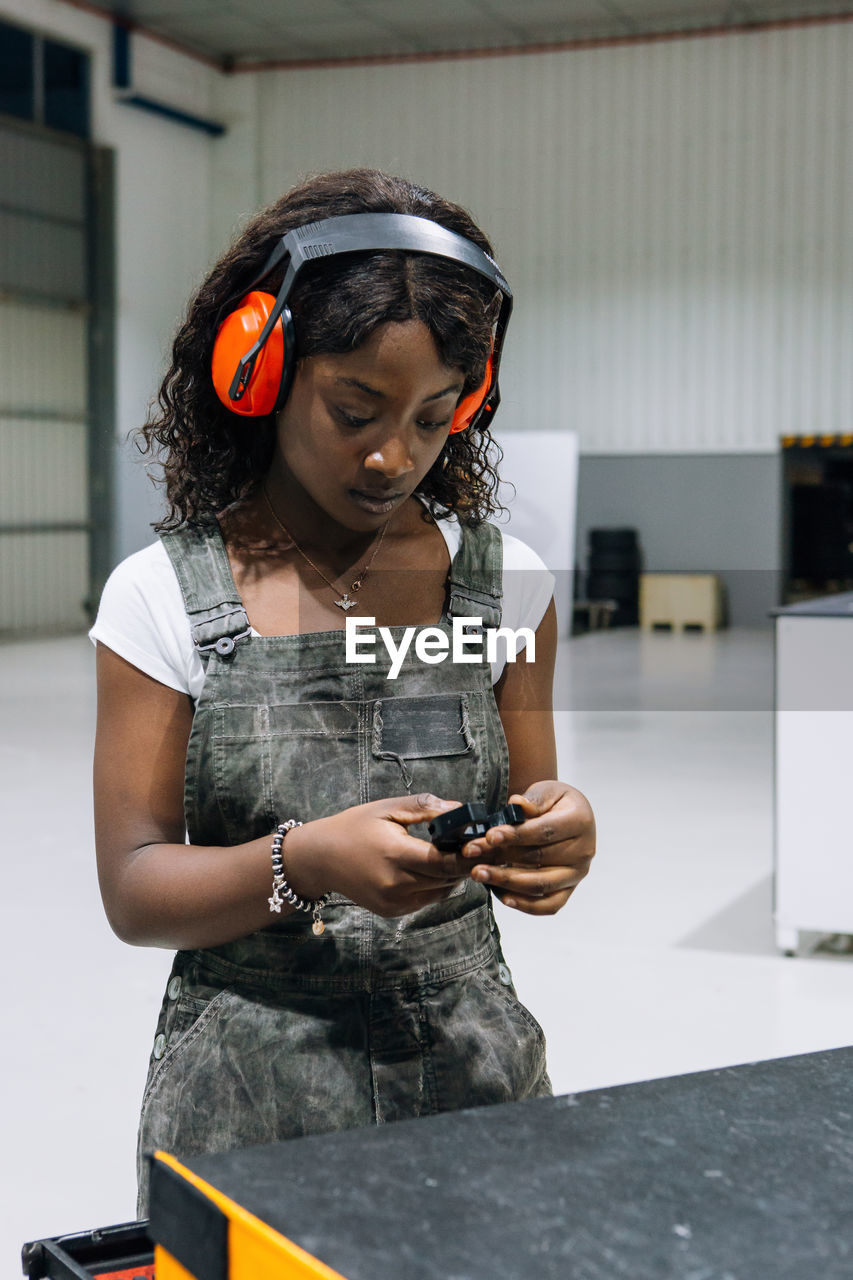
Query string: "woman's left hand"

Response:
xmin=461 ymin=781 xmax=596 ymax=916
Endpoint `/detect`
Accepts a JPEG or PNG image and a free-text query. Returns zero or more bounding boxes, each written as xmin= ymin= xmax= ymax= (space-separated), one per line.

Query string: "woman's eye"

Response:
xmin=336 ymin=408 xmax=450 ymax=432
xmin=337 ymin=409 xmax=374 ymax=429
xmin=416 ymin=417 xmax=451 ymax=432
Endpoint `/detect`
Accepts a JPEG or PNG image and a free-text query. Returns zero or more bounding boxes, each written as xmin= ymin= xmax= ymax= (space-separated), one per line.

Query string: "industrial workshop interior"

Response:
xmin=4 ymin=0 xmax=853 ymax=1276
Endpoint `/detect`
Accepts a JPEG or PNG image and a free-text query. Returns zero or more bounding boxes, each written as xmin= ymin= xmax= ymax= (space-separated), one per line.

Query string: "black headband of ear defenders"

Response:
xmin=225 ymin=212 xmax=513 ymax=425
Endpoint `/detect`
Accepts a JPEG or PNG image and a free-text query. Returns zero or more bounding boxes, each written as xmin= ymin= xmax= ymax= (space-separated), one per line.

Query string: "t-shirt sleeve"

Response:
xmin=500 ymin=532 xmax=556 ymax=654
xmin=88 ymin=542 xmax=198 ymax=696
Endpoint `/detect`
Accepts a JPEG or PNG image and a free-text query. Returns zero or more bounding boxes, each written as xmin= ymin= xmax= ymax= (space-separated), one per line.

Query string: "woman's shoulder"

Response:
xmin=435 ymin=513 xmax=554 ymax=633
xmin=89 ymin=539 xmax=199 ymax=696
xmin=486 ymin=523 xmax=555 ymax=634
xmin=447 ymin=512 xmax=552 ymax=574
xmin=496 ymin=526 xmax=552 ymax=575
xmin=102 ymin=538 xmax=179 ymax=589
xmin=99 ymin=539 xmax=195 ymax=621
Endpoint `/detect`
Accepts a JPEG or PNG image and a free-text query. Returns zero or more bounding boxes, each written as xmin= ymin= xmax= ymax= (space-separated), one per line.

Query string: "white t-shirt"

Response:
xmin=90 ymin=516 xmax=555 ymax=699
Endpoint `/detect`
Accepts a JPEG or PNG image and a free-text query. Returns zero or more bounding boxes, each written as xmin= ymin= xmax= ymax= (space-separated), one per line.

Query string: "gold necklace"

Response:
xmin=262 ymin=485 xmax=390 ymax=612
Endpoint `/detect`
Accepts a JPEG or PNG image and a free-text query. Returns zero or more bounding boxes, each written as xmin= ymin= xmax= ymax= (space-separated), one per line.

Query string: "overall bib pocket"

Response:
xmin=370 ymin=691 xmax=489 ymax=801
xmin=212 ymin=700 xmax=364 ymax=837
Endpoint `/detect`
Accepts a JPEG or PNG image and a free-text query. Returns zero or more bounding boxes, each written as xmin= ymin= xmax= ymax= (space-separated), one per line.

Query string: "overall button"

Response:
xmin=167 ymin=976 xmax=182 ymax=1001
xmin=498 ymin=963 xmax=512 ymax=987
xmin=215 ymin=636 xmax=235 ymax=656
xmin=153 ymin=1033 xmax=167 ymax=1060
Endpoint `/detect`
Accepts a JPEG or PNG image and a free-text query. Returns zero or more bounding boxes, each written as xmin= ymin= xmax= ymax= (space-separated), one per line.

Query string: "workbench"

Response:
xmin=143 ymin=1045 xmax=852 ymax=1279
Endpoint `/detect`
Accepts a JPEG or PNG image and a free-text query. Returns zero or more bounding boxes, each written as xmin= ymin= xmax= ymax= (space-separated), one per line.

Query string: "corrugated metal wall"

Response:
xmin=243 ymin=23 xmax=853 ymax=454
xmin=0 ymin=122 xmax=91 ymax=632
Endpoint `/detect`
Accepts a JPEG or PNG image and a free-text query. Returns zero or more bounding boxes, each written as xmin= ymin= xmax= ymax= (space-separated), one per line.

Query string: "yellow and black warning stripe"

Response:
xmin=781 ymin=434 xmax=853 ymax=448
xmin=150 ymin=1151 xmax=345 ymax=1280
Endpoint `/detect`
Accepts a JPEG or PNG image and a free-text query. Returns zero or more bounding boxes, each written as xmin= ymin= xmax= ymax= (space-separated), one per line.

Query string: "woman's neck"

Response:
xmin=241 ymin=469 xmax=421 ymax=569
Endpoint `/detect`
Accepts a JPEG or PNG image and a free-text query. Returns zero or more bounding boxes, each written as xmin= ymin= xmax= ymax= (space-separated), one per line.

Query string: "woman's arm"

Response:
xmin=493 ymin=596 xmax=560 ymax=795
xmin=94 ymin=644 xmax=285 ymax=948
xmin=475 ymin=598 xmax=596 ymax=915
xmin=94 ymin=644 xmax=468 ymax=949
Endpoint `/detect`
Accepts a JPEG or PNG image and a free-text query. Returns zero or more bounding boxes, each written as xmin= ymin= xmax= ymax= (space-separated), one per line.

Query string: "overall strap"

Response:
xmin=159 ymin=518 xmax=251 ymax=658
xmin=446 ymin=520 xmax=503 ymax=628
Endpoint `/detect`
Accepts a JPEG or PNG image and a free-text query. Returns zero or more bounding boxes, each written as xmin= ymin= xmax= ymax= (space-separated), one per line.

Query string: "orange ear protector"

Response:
xmin=211 ymin=213 xmax=511 ymax=431
xmin=211 ymin=291 xmax=289 ymax=418
xmin=448 ymin=353 xmax=494 ymax=434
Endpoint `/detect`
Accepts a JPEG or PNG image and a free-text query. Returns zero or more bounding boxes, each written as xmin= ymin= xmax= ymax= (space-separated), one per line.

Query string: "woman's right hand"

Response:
xmin=283 ymin=794 xmax=470 ymax=917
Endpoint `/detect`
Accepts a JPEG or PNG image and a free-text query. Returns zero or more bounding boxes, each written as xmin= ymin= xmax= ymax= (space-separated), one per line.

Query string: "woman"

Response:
xmin=90 ymin=168 xmax=595 ymax=1212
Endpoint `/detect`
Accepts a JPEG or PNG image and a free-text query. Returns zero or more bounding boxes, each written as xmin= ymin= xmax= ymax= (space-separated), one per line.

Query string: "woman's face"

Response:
xmin=274 ymin=319 xmax=465 ymax=530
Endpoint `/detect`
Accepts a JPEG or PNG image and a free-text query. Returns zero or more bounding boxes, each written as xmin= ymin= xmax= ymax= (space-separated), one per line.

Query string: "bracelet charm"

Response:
xmin=268 ymin=819 xmax=331 ymax=935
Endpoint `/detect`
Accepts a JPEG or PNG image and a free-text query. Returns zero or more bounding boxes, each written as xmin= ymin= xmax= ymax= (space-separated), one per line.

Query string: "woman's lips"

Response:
xmin=348 ymin=489 xmax=405 ymax=514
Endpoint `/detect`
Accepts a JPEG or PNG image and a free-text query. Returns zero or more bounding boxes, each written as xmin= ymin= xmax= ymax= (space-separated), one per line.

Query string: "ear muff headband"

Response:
xmin=211 ymin=212 xmax=512 ymax=430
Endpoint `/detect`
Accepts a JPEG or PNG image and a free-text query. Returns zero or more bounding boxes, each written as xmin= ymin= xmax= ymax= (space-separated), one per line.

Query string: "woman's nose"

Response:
xmin=363 ymin=435 xmax=415 ymax=478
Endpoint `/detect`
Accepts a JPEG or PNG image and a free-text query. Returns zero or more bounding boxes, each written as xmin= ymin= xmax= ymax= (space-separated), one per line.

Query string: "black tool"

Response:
xmin=428 ymin=802 xmax=526 ymax=852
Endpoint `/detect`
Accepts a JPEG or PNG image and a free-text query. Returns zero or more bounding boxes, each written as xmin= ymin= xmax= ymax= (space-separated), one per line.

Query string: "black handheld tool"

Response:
xmin=428 ymin=802 xmax=526 ymax=853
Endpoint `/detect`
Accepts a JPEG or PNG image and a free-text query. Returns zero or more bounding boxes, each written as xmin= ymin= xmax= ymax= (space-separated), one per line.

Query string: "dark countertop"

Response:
xmin=771 ymin=591 xmax=853 ymax=617
xmin=151 ymin=1046 xmax=853 ymax=1280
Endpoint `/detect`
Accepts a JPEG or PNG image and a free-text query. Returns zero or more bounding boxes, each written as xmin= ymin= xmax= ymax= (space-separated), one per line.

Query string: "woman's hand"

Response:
xmin=282 ymin=793 xmax=471 ymax=918
xmin=461 ymin=781 xmax=595 ymax=916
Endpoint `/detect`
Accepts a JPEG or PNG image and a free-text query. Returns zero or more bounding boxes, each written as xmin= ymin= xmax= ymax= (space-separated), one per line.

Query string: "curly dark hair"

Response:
xmin=138 ymin=168 xmax=509 ymax=530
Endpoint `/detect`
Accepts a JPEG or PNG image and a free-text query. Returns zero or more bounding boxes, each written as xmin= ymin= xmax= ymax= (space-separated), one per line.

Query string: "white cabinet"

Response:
xmin=774 ymin=595 xmax=853 ymax=954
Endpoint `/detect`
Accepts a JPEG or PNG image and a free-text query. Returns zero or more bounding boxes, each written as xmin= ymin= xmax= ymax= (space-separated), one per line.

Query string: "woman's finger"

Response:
xmin=471 ymin=862 xmax=586 ymax=896
xmin=472 ymin=841 xmax=564 ymax=870
xmin=404 ymin=838 xmax=471 ymax=881
xmin=418 ymin=851 xmax=472 ymax=881
xmin=491 ymin=886 xmax=576 ymax=916
xmin=470 ymin=840 xmax=593 ymax=873
xmin=462 ymin=798 xmax=593 ymax=860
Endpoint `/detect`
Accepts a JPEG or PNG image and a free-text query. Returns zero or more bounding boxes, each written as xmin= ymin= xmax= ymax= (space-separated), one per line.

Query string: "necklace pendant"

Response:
xmin=335 ymin=593 xmax=357 ymax=611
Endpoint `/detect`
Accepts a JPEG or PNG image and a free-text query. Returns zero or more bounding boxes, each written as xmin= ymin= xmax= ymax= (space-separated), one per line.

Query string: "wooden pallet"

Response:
xmin=639 ymin=573 xmax=723 ymax=633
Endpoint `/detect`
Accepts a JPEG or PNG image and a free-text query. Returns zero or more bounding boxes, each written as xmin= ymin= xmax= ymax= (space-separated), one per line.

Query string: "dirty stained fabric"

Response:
xmin=136 ymin=515 xmax=551 ymax=1214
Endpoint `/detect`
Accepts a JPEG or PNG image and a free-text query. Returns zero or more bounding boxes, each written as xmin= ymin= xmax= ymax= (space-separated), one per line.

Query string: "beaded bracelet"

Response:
xmin=268 ymin=819 xmax=331 ymax=935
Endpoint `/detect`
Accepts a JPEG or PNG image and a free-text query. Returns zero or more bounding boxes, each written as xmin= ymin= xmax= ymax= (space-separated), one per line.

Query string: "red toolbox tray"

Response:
xmin=21 ymin=1221 xmax=153 ymax=1280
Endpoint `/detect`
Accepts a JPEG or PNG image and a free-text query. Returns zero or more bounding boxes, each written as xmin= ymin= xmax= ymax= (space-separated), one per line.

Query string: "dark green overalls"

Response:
xmin=136 ymin=516 xmax=551 ymax=1212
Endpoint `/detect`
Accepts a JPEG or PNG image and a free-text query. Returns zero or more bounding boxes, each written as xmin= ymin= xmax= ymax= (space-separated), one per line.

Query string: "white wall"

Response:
xmin=0 ymin=0 xmax=221 ymax=559
xmin=6 ymin=9 xmax=853 ymax=550
xmin=209 ymin=24 xmax=853 ymax=457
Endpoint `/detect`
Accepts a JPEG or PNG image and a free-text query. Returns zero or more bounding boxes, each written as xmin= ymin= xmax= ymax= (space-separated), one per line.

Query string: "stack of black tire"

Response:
xmin=586 ymin=528 xmax=640 ymax=626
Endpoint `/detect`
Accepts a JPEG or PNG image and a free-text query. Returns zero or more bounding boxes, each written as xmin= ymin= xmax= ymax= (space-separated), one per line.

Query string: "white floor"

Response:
xmin=4 ymin=627 xmax=853 ymax=1275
